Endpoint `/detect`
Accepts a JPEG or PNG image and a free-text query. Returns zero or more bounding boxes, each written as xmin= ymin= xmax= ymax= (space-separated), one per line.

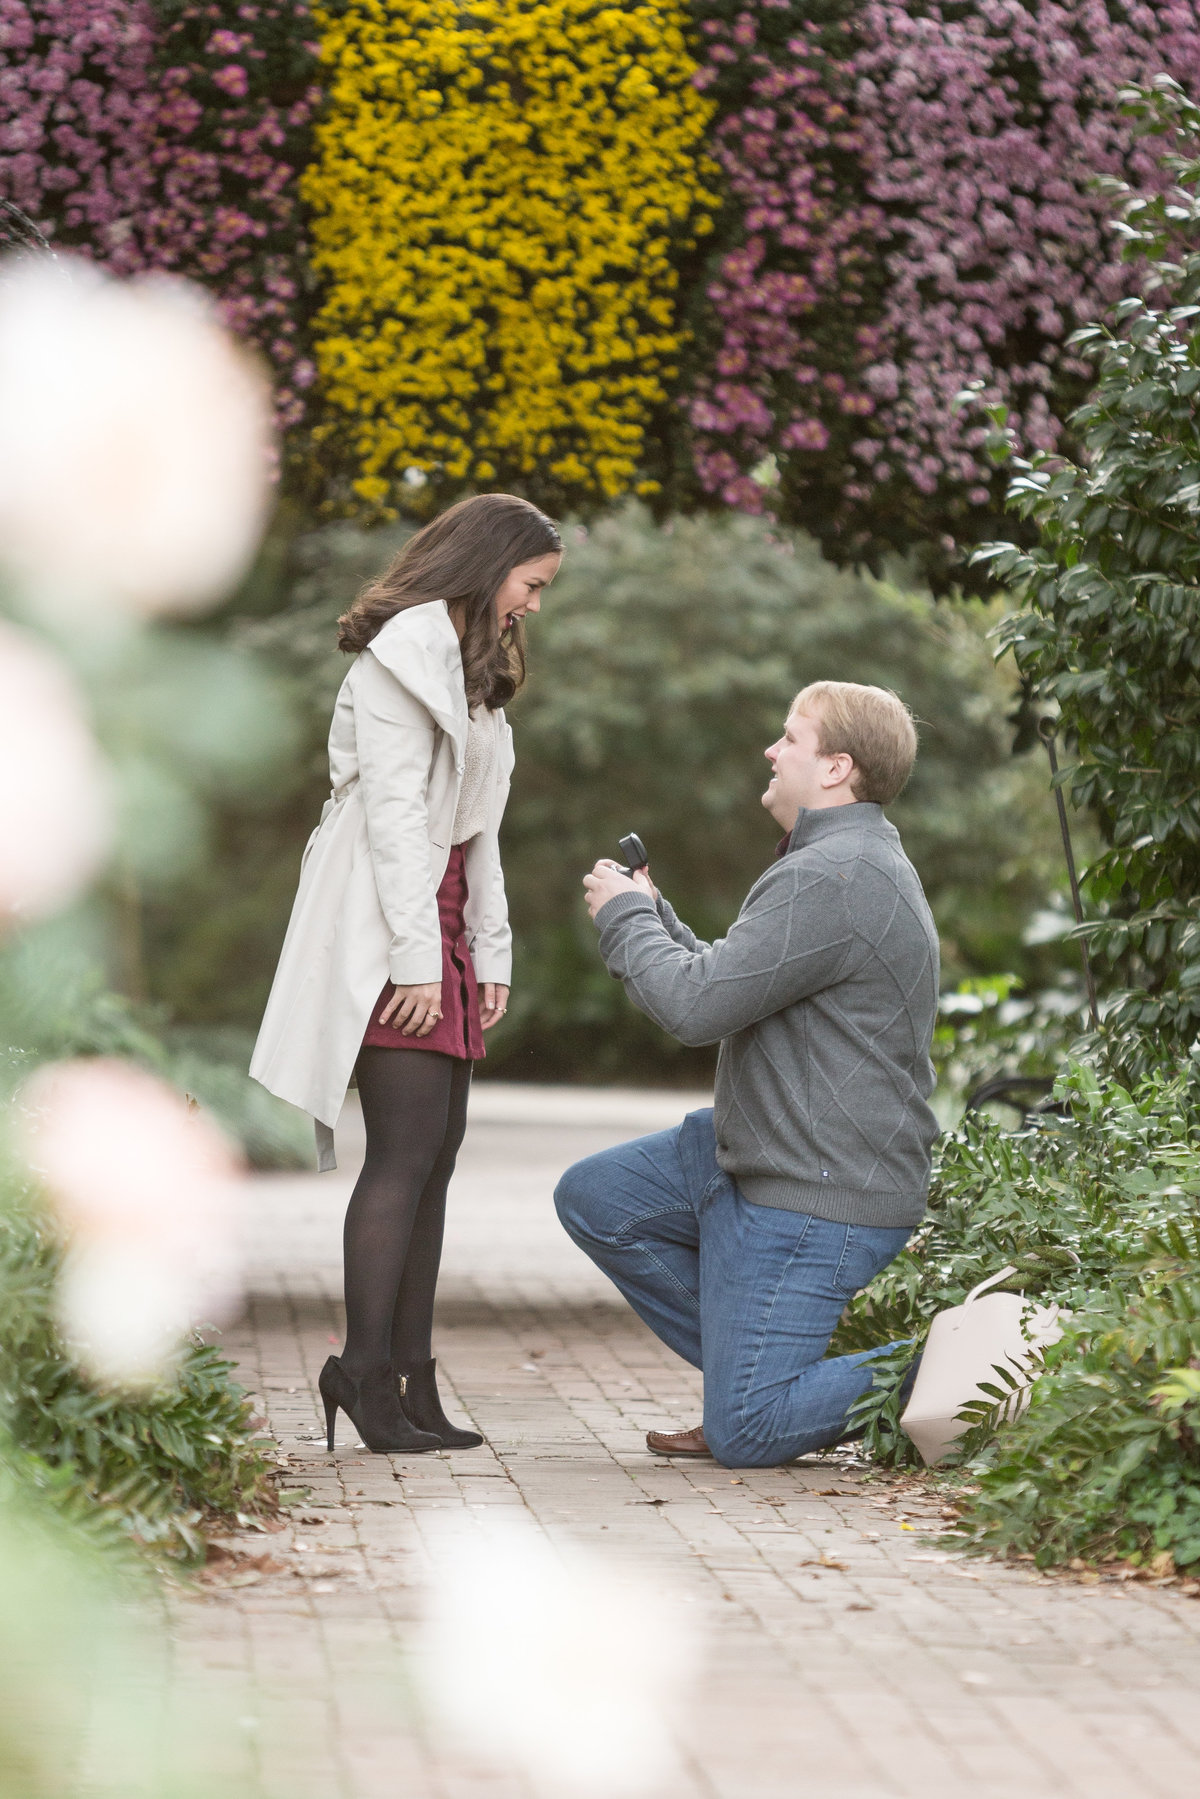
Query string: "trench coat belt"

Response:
xmin=319 ymin=786 xmax=356 ymax=826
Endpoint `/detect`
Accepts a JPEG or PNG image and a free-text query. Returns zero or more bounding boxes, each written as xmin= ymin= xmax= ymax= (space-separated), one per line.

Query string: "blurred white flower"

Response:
xmin=0 ymin=256 xmax=273 ymax=619
xmin=18 ymin=1059 xmax=243 ymax=1386
xmin=55 ymin=1243 xmax=199 ymax=1390
xmin=418 ymin=1514 xmax=699 ymax=1796
xmin=0 ymin=620 xmax=111 ymax=923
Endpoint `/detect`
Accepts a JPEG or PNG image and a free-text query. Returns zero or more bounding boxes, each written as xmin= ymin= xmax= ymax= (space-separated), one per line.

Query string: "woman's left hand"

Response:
xmin=480 ymin=983 xmax=510 ymax=1031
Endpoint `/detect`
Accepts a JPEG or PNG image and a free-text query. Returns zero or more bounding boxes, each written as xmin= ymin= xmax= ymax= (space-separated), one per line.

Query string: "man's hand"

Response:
xmin=583 ymin=860 xmax=657 ymax=922
xmin=479 ymin=982 xmax=510 ymax=1031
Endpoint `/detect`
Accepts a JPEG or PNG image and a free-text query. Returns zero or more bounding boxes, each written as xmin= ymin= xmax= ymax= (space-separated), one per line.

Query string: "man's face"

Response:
xmin=763 ymin=706 xmax=852 ymax=829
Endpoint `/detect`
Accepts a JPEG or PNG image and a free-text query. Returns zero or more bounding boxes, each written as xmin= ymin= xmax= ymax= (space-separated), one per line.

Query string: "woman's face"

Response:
xmin=494 ymin=552 xmax=561 ymax=632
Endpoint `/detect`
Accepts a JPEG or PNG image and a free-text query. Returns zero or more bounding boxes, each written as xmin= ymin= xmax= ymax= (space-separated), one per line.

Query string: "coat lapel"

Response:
xmin=366 ymin=601 xmax=468 ymax=759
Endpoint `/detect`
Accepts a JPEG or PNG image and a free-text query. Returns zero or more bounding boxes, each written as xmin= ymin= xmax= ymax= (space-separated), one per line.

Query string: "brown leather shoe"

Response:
xmin=646 ymin=1425 xmax=710 ymax=1457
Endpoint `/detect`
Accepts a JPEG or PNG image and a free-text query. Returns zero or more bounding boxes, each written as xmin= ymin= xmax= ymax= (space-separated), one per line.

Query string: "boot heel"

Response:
xmin=317 ymin=1353 xmax=440 ymax=1455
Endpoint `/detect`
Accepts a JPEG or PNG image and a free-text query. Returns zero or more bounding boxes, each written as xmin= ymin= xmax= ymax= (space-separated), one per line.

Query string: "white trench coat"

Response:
xmin=250 ymin=600 xmax=514 ymax=1170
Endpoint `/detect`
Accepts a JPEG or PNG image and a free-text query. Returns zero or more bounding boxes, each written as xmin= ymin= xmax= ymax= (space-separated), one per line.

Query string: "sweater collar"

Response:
xmin=777 ymin=802 xmax=885 ymax=858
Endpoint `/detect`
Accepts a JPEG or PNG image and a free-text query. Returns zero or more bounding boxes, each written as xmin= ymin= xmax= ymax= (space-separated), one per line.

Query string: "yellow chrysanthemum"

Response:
xmin=303 ymin=0 xmax=717 ymax=514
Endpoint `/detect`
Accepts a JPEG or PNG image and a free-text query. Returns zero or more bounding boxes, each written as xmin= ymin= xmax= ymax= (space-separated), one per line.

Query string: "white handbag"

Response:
xmin=900 ymin=1265 xmax=1066 ymax=1466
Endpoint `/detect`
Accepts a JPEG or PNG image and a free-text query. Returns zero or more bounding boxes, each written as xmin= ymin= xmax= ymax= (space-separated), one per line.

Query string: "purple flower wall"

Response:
xmin=687 ymin=1 xmax=1200 ymax=572
xmin=0 ymin=1 xmax=159 ymax=273
xmin=0 ymin=1 xmax=318 ymax=431
xmin=145 ymin=2 xmax=319 ymax=429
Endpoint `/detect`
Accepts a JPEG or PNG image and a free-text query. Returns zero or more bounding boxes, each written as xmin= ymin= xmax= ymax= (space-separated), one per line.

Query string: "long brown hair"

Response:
xmin=337 ymin=494 xmax=562 ymax=709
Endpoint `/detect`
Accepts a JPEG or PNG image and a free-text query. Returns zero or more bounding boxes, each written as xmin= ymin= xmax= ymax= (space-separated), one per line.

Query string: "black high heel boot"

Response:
xmin=319 ymin=1356 xmax=441 ymax=1454
xmin=396 ymin=1357 xmax=483 ymax=1449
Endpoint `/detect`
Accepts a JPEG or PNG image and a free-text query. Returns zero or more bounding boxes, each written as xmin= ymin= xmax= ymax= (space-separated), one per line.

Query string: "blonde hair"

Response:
xmin=793 ymin=681 xmax=918 ymax=805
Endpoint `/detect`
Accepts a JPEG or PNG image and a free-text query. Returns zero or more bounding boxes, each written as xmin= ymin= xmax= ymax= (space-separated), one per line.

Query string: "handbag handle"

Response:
xmin=963 ymin=1250 xmax=1082 ymax=1309
xmin=963 ymin=1265 xmax=1019 ymax=1307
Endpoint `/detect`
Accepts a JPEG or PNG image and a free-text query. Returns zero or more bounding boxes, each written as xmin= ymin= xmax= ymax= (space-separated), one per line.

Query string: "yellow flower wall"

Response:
xmin=303 ymin=0 xmax=717 ymax=512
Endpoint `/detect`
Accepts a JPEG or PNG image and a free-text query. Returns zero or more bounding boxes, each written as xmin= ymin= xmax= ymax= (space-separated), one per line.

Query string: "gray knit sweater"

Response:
xmin=594 ymin=803 xmax=941 ymax=1228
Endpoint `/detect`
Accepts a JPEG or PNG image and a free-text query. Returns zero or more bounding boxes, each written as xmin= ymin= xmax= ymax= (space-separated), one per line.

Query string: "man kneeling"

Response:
xmin=554 ymin=682 xmax=940 ymax=1468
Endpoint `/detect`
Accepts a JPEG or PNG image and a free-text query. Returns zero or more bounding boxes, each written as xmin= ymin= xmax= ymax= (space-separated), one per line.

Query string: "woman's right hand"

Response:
xmin=379 ymin=982 xmax=443 ymax=1036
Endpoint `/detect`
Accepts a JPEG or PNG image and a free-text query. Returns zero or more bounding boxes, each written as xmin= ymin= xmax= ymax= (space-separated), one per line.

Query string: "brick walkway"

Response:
xmin=174 ymin=1086 xmax=1200 ymax=1799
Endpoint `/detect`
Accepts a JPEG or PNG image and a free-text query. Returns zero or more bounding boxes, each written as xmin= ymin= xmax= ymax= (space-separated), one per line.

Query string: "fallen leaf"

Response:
xmin=202 ymin=1551 xmax=284 ymax=1583
xmin=799 ymin=1556 xmax=847 ymax=1571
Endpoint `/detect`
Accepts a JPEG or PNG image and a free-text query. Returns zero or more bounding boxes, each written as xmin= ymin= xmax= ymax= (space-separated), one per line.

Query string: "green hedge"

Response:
xmin=153 ymin=504 xmax=1077 ymax=1083
xmin=841 ymin=1064 xmax=1200 ymax=1574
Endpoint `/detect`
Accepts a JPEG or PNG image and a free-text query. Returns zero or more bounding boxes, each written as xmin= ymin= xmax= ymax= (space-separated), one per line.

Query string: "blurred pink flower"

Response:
xmin=212 ymin=63 xmax=250 ymax=99
xmin=0 ymin=256 xmax=274 ymax=618
xmin=19 ymin=1058 xmax=244 ymax=1385
xmin=0 ymin=621 xmax=110 ymax=923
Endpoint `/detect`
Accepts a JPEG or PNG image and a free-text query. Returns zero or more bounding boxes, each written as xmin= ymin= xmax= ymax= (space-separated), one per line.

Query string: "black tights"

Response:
xmin=340 ymin=1047 xmax=472 ymax=1377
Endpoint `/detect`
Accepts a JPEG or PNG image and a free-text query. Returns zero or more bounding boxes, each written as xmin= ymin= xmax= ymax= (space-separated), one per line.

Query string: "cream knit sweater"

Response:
xmin=452 ymin=708 xmax=495 ymax=845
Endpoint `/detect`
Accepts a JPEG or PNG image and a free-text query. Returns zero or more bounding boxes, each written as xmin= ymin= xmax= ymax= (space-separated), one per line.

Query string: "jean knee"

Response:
xmin=553 ymin=1159 xmax=606 ymax=1246
xmin=704 ymin=1392 xmax=839 ymax=1469
xmin=704 ymin=1418 xmax=791 ymax=1470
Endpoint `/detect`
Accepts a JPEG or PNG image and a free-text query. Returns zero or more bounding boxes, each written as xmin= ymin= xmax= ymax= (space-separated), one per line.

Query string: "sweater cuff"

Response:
xmin=594 ymin=889 xmax=658 ymax=932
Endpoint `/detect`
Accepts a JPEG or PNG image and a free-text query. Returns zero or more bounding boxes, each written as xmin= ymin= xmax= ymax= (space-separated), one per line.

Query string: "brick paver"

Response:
xmin=173 ymin=1086 xmax=1200 ymax=1799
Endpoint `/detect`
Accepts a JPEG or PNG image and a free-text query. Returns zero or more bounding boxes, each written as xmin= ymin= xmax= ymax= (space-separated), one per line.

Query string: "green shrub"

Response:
xmin=839 ymin=1063 xmax=1200 ymax=1571
xmin=0 ymin=949 xmax=310 ymax=1169
xmin=955 ymin=1265 xmax=1200 ymax=1572
xmin=931 ymin=974 xmax=1089 ymax=1124
xmin=0 ymin=1169 xmax=273 ymax=1568
xmin=204 ymin=504 xmax=1077 ymax=1081
xmin=980 ymin=78 xmax=1200 ymax=1077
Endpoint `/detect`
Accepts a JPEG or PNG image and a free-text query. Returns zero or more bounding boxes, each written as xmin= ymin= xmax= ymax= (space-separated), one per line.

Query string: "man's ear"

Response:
xmin=822 ymin=751 xmax=855 ymax=789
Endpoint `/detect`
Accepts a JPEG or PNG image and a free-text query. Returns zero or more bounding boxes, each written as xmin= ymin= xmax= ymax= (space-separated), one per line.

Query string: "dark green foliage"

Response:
xmin=142 ymin=520 xmax=413 ymax=1032
xmin=955 ymin=1270 xmax=1200 ymax=1571
xmin=0 ymin=1173 xmax=273 ymax=1566
xmin=931 ymin=974 xmax=1090 ymax=1118
xmin=493 ymin=508 xmax=1073 ymax=1078
xmin=981 ymin=80 xmax=1200 ymax=1076
xmin=838 ymin=1063 xmax=1200 ymax=1569
xmin=0 ymin=945 xmax=310 ymax=1168
xmin=192 ymin=504 xmax=1073 ymax=1081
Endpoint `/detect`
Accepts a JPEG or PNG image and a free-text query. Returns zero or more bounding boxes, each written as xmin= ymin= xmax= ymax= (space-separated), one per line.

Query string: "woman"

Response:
xmin=251 ymin=494 xmax=562 ymax=1454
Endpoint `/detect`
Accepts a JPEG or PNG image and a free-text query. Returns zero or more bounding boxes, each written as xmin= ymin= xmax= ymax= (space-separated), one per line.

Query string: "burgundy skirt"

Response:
xmin=361 ymin=844 xmax=485 ymax=1060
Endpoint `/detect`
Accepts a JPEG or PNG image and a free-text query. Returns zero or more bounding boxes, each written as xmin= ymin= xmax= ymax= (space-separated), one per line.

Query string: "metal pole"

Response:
xmin=1038 ymin=718 xmax=1101 ymax=1030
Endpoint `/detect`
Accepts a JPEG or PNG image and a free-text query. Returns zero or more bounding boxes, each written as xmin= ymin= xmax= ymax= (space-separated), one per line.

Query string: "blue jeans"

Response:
xmin=554 ymin=1108 xmax=912 ymax=1468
